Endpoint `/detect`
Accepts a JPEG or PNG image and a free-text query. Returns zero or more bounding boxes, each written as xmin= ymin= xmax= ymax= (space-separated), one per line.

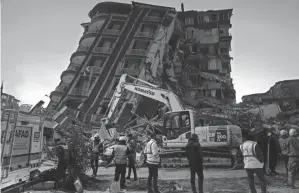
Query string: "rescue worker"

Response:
xmin=185 ymin=133 xmax=204 ymax=193
xmin=54 ymin=140 xmax=70 ymax=190
xmin=109 ymin=136 xmax=131 ymax=190
xmin=285 ymin=129 xmax=299 ymax=189
xmin=279 ymin=130 xmax=289 ymax=174
xmin=126 ymin=133 xmax=137 ymax=181
xmin=240 ymin=132 xmax=267 ymax=193
xmin=144 ymin=133 xmax=160 ymax=193
xmin=91 ymin=136 xmax=103 ymax=177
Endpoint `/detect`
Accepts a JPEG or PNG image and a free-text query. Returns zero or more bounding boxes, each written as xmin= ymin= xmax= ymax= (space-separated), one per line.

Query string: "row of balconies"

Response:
xmin=50 ymin=13 xmax=166 ymax=105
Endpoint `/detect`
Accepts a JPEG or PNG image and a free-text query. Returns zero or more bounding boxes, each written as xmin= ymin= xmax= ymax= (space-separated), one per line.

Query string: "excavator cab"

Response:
xmin=162 ymin=110 xmax=195 ymax=148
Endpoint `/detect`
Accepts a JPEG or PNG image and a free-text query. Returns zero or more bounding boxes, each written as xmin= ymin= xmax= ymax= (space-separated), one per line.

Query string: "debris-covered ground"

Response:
xmin=26 ymin=163 xmax=299 ymax=193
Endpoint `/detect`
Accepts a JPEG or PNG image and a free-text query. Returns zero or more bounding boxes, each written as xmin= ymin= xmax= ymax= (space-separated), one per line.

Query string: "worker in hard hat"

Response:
xmin=279 ymin=130 xmax=289 ymax=174
xmin=285 ymin=129 xmax=299 ymax=189
xmin=109 ymin=136 xmax=131 ymax=190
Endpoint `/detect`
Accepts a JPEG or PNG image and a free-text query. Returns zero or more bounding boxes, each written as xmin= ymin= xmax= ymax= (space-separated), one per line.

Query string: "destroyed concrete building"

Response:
xmin=1 ymin=92 xmax=20 ymax=112
xmin=46 ymin=1 xmax=236 ymax=133
xmin=242 ymin=79 xmax=299 ymax=111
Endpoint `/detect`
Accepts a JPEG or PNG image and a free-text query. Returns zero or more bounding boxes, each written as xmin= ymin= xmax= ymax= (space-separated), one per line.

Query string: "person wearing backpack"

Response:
xmin=91 ymin=136 xmax=103 ymax=177
xmin=144 ymin=133 xmax=160 ymax=193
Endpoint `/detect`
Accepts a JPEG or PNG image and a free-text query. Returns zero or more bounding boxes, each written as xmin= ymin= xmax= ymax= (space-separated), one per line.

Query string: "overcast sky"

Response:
xmin=1 ymin=0 xmax=299 ymax=106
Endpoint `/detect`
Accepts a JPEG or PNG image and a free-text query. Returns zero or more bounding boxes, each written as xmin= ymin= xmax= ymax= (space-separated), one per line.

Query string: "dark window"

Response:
xmin=189 ymin=76 xmax=197 ymax=85
xmin=112 ymin=80 xmax=119 ymax=90
xmin=211 ymin=14 xmax=218 ymax=21
xmin=100 ymin=104 xmax=108 ymax=114
xmin=132 ymin=41 xmax=150 ymax=50
xmin=199 ymin=47 xmax=209 ymax=55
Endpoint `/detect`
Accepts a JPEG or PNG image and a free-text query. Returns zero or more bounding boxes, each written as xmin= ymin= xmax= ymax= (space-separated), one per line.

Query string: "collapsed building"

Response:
xmin=45 ymin=1 xmax=236 ymax=134
xmin=242 ymin=79 xmax=299 ymax=112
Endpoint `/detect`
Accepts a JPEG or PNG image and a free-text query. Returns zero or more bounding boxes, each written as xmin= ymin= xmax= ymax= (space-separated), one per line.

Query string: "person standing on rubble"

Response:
xmin=90 ymin=136 xmax=103 ymax=177
xmin=185 ymin=133 xmax=204 ymax=193
xmin=285 ymin=129 xmax=299 ymax=189
xmin=240 ymin=132 xmax=267 ymax=193
xmin=279 ymin=130 xmax=289 ymax=174
xmin=126 ymin=133 xmax=138 ymax=181
xmin=144 ymin=132 xmax=161 ymax=193
xmin=109 ymin=136 xmax=131 ymax=190
xmin=54 ymin=139 xmax=70 ymax=190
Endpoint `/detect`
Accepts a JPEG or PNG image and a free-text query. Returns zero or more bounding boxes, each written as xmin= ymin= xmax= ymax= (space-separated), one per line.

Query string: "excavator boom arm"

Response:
xmin=105 ymin=74 xmax=184 ymax=123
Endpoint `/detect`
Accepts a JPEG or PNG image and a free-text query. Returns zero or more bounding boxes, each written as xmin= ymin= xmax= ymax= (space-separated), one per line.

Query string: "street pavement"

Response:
xmin=28 ymin=161 xmax=299 ymax=193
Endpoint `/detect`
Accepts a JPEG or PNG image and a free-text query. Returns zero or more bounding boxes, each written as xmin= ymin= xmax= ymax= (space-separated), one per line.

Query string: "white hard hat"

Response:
xmin=289 ymin=129 xmax=297 ymax=136
xmin=119 ymin=136 xmax=127 ymax=141
xmin=280 ymin=130 xmax=287 ymax=136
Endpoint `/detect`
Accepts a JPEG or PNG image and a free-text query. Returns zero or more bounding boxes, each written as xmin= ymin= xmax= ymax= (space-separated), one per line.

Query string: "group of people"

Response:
xmin=55 ymin=126 xmax=299 ymax=193
xmin=89 ymin=133 xmax=139 ymax=189
xmin=241 ymin=128 xmax=299 ymax=193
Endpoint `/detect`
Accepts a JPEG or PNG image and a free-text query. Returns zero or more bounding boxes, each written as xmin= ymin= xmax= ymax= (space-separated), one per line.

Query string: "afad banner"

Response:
xmin=12 ymin=126 xmax=32 ymax=155
xmin=1 ymin=124 xmax=32 ymax=156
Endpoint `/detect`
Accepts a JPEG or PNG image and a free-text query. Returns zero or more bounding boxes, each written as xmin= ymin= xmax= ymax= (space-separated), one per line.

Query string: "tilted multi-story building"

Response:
xmin=46 ymin=1 xmax=235 ymax=132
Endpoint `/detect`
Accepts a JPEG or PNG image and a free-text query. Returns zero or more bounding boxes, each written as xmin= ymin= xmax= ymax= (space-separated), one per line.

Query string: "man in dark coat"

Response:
xmin=54 ymin=140 xmax=69 ymax=190
xmin=126 ymin=134 xmax=137 ymax=181
xmin=267 ymin=129 xmax=281 ymax=175
xmin=91 ymin=136 xmax=103 ymax=177
xmin=185 ymin=133 xmax=204 ymax=193
xmin=254 ymin=128 xmax=268 ymax=174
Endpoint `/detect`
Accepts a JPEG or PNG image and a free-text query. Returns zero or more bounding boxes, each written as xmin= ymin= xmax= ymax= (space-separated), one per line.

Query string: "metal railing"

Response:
xmin=93 ymin=47 xmax=113 ymax=54
xmin=144 ymin=16 xmax=161 ymax=22
xmin=102 ymin=29 xmax=122 ymax=36
xmin=121 ymin=68 xmax=139 ymax=76
xmin=136 ymin=31 xmax=154 ymax=38
xmin=55 ymin=86 xmax=66 ymax=92
xmin=127 ymin=49 xmax=147 ymax=56
xmin=67 ymin=65 xmax=80 ymax=71
xmin=77 ymin=46 xmax=90 ymax=51
xmin=86 ymin=28 xmax=100 ymax=34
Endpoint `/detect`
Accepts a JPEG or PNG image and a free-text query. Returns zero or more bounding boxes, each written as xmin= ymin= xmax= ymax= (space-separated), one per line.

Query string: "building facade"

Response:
xmin=242 ymin=79 xmax=299 ymax=111
xmin=177 ymin=8 xmax=235 ymax=108
xmin=46 ymin=2 xmax=235 ymax=132
xmin=1 ymin=92 xmax=20 ymax=111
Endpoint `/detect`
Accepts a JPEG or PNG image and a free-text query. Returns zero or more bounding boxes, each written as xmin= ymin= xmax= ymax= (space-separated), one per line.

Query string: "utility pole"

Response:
xmin=1 ymin=81 xmax=3 ymax=95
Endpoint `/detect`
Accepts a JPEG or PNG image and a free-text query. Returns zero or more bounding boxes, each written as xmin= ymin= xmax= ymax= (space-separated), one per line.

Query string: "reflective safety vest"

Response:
xmin=114 ymin=144 xmax=128 ymax=164
xmin=240 ymin=141 xmax=264 ymax=169
xmin=145 ymin=139 xmax=160 ymax=165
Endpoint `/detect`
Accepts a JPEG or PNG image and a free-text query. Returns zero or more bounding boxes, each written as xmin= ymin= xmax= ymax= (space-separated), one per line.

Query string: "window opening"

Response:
xmin=204 ymin=29 xmax=212 ymax=36
xmin=112 ymin=80 xmax=119 ymax=90
xmin=132 ymin=41 xmax=150 ymax=50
